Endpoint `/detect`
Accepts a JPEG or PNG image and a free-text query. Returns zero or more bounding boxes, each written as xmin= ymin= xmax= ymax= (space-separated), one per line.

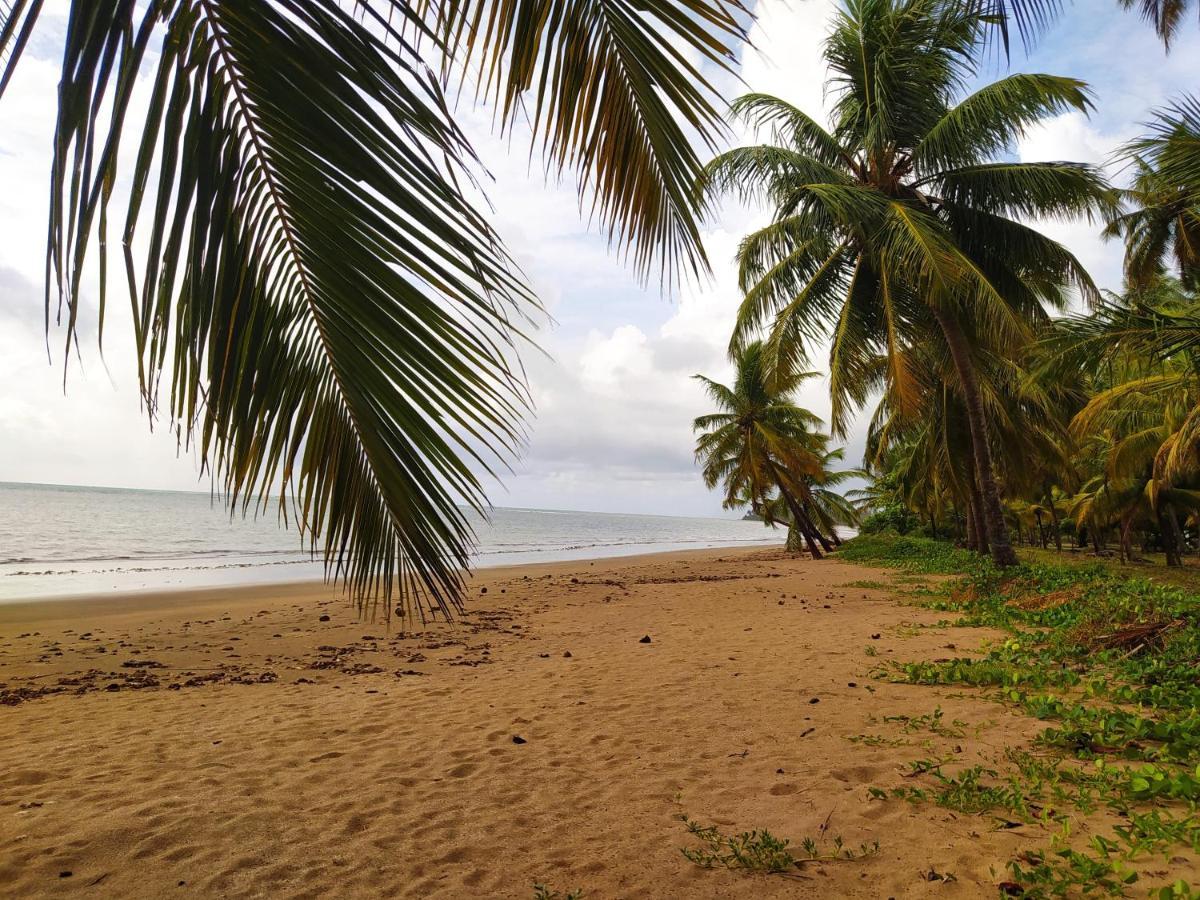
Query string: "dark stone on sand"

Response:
xmin=563 ymin=651 xmax=573 ymax=658
xmin=319 ymin=615 xmax=330 ymax=622
xmin=639 ymin=635 xmax=652 ymax=644
xmin=59 ymin=872 xmax=72 ymax=878
xmin=512 ymin=735 xmax=527 ymax=744
xmin=480 ymin=587 xmax=487 ymax=594
xmin=848 ymin=682 xmax=858 ymax=688
xmin=871 ymin=633 xmax=881 ymax=640
xmin=809 ymin=697 xmax=820 ymax=704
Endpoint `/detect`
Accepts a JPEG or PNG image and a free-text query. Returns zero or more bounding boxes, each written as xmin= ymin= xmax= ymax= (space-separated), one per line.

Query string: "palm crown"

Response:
xmin=693 ymin=341 xmax=847 ymax=557
xmin=698 ymin=0 xmax=1115 ymax=566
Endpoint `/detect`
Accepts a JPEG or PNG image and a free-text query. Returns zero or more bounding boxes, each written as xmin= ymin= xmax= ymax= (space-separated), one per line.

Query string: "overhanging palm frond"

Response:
xmin=41 ymin=0 xmax=540 ymax=618
xmin=2 ymin=0 xmax=758 ymax=618
xmin=983 ymin=0 xmax=1196 ymax=49
xmin=1117 ymin=0 xmax=1196 ymax=48
xmin=914 ymin=73 xmax=1092 ymax=173
xmin=425 ymin=0 xmax=750 ymax=281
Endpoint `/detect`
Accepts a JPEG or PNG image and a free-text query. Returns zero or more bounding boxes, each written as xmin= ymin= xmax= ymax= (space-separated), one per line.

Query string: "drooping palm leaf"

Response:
xmin=420 ymin=0 xmax=750 ymax=281
xmin=982 ymin=0 xmax=1196 ymax=49
xmin=0 ymin=0 xmax=753 ymax=617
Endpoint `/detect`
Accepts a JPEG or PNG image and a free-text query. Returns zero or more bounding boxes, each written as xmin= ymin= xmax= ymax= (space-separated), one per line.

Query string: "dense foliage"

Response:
xmin=843 ymin=532 xmax=1200 ymax=897
xmin=703 ymin=0 xmax=1200 ymax=568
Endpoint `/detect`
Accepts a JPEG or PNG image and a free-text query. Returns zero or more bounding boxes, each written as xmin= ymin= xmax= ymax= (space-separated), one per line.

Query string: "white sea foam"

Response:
xmin=0 ymin=482 xmax=782 ymax=600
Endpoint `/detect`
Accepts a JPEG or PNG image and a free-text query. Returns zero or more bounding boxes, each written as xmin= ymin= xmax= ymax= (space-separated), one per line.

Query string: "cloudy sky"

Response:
xmin=1 ymin=1 xmax=1198 ymax=517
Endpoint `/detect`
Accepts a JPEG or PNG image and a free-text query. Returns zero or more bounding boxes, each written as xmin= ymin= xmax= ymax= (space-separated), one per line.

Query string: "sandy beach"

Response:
xmin=1 ymin=546 xmax=1191 ymax=899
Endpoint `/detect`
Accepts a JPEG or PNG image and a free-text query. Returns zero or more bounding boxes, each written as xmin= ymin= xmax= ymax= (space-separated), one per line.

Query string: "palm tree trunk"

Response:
xmin=1045 ymin=491 xmax=1063 ymax=553
xmin=1119 ymin=512 xmax=1134 ymax=564
xmin=933 ymin=309 xmax=1017 ymax=567
xmin=966 ymin=466 xmax=989 ymax=556
xmin=1160 ymin=504 xmax=1183 ymax=567
xmin=779 ymin=490 xmax=822 ymax=559
xmin=786 ymin=523 xmax=803 ymax=554
xmin=802 ymin=501 xmax=835 ymax=553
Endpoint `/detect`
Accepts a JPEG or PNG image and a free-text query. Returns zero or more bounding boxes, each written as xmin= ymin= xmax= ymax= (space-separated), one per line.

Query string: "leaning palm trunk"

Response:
xmin=933 ymin=309 xmax=1019 ymax=567
xmin=801 ymin=499 xmax=836 ymax=553
xmin=778 ymin=488 xmax=823 ymax=560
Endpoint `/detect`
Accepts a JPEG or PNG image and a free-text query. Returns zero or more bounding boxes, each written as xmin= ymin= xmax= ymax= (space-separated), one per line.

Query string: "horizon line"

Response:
xmin=0 ymin=479 xmax=745 ymax=523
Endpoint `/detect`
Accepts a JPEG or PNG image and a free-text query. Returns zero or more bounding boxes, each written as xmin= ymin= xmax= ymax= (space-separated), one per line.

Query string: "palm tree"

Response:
xmin=692 ymin=342 xmax=840 ymax=559
xmin=1037 ymin=280 xmax=1200 ymax=563
xmin=698 ymin=0 xmax=1113 ymax=568
xmin=0 ymin=0 xmax=749 ymax=616
xmin=1107 ymin=96 xmax=1200 ymax=291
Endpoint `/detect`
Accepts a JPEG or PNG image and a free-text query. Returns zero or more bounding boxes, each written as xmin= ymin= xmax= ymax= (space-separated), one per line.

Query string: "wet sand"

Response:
xmin=0 ymin=547 xmax=1187 ymax=897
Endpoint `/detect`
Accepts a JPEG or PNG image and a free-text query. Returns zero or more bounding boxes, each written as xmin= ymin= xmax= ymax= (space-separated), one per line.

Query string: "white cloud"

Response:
xmin=1016 ymin=112 xmax=1131 ymax=298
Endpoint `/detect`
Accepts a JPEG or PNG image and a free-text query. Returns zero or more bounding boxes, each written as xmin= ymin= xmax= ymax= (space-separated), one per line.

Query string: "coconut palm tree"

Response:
xmin=1036 ymin=279 xmax=1200 ymax=563
xmin=0 ymin=0 xmax=749 ymax=616
xmin=692 ymin=342 xmax=840 ymax=559
xmin=1107 ymin=96 xmax=1200 ymax=291
xmin=698 ymin=0 xmax=1113 ymax=567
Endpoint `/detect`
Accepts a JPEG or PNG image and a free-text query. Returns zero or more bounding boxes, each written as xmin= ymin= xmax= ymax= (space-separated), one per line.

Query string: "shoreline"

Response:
xmin=0 ymin=543 xmax=781 ymax=624
xmin=0 ymin=539 xmax=785 ymax=610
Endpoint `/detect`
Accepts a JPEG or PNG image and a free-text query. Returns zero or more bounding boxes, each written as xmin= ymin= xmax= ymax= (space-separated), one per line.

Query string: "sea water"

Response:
xmin=0 ymin=481 xmax=782 ymax=600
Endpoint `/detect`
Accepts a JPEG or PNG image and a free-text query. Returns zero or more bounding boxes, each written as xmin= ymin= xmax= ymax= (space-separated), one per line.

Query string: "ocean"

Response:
xmin=0 ymin=481 xmax=782 ymax=601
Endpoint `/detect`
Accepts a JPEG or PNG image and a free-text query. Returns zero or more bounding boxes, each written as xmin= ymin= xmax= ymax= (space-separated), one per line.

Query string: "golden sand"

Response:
xmin=1 ymin=547 xmax=1191 ymax=898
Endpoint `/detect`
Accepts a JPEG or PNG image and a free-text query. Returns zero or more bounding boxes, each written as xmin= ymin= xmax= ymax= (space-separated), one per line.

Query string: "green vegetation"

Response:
xmin=678 ymin=815 xmax=879 ymax=874
xmin=699 ymin=0 xmax=1115 ymax=569
xmin=844 ymin=532 xmax=1200 ymax=897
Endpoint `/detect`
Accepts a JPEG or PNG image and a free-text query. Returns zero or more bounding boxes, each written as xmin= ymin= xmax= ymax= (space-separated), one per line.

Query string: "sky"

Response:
xmin=1 ymin=0 xmax=1199 ymax=518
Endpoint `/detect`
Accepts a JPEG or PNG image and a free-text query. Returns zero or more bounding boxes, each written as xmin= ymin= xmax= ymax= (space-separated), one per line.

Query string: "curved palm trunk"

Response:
xmin=803 ymin=501 xmax=835 ymax=553
xmin=779 ymin=490 xmax=822 ymax=559
xmin=933 ymin=309 xmax=1018 ymax=567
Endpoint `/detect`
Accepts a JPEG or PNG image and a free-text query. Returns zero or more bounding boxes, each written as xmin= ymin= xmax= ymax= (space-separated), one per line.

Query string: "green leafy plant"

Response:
xmin=678 ymin=815 xmax=879 ymax=875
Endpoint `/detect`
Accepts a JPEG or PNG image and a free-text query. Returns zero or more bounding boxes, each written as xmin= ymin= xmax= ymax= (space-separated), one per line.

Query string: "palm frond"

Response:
xmin=425 ymin=0 xmax=751 ymax=281
xmin=44 ymin=0 xmax=542 ymax=618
